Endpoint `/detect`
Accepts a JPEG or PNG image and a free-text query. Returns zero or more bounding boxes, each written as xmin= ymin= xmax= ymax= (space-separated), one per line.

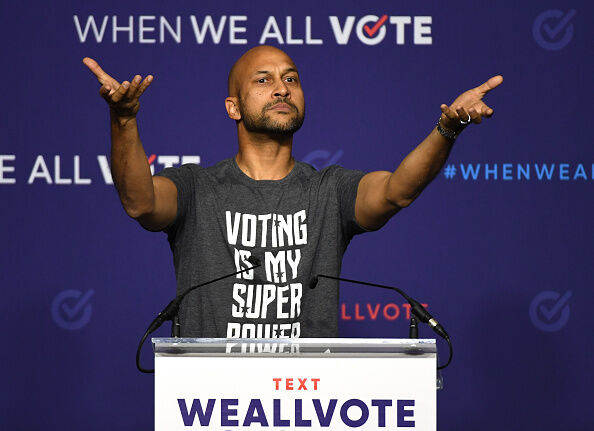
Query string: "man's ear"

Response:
xmin=225 ymin=97 xmax=241 ymax=120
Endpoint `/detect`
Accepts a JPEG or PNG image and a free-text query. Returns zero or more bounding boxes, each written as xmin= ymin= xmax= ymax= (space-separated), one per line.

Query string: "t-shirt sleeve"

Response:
xmin=154 ymin=163 xmax=199 ymax=235
xmin=331 ymin=165 xmax=373 ymax=242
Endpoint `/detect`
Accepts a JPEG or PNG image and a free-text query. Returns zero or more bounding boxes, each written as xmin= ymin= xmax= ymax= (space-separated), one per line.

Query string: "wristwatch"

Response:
xmin=436 ymin=117 xmax=460 ymax=142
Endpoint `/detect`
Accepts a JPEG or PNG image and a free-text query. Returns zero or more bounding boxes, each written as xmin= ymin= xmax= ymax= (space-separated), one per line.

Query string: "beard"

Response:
xmin=238 ymin=97 xmax=305 ymax=135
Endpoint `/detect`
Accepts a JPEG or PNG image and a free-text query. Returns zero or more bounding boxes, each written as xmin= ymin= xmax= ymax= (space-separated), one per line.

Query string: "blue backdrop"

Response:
xmin=1 ymin=1 xmax=592 ymax=429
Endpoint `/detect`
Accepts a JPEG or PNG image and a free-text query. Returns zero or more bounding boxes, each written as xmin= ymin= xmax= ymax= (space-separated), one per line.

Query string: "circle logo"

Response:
xmin=51 ymin=289 xmax=95 ymax=330
xmin=529 ymin=290 xmax=571 ymax=332
xmin=532 ymin=9 xmax=576 ymax=51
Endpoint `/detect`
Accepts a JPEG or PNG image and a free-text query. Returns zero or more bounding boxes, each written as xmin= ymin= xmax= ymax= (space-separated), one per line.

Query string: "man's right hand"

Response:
xmin=83 ymin=57 xmax=153 ymax=124
xmin=82 ymin=57 xmax=177 ymax=231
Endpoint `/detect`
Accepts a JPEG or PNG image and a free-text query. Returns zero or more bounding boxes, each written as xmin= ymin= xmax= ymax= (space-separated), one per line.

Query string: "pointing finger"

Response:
xmin=476 ymin=75 xmax=503 ymax=95
xmin=82 ymin=57 xmax=119 ymax=87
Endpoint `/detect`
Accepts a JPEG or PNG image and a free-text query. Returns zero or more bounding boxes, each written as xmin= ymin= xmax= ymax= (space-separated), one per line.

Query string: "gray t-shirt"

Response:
xmin=155 ymin=157 xmax=367 ymax=338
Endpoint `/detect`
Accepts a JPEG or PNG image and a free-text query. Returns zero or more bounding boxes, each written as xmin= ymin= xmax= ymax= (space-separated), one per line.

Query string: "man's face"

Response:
xmin=235 ymin=50 xmax=305 ymax=135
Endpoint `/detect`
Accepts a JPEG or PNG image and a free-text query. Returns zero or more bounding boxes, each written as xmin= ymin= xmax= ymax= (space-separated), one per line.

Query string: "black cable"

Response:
xmin=136 ymin=326 xmax=154 ymax=374
xmin=437 ymin=335 xmax=453 ymax=370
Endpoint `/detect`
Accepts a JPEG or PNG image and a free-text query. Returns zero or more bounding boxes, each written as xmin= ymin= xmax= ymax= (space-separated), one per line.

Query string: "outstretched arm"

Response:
xmin=355 ymin=75 xmax=503 ymax=230
xmin=83 ymin=57 xmax=177 ymax=231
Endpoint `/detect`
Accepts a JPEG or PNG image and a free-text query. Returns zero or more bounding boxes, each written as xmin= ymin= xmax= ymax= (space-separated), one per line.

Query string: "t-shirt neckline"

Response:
xmin=230 ymin=156 xmax=299 ymax=187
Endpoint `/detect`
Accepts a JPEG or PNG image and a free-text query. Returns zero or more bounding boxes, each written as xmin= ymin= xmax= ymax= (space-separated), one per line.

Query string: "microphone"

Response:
xmin=136 ymin=255 xmax=261 ymax=373
xmin=146 ymin=255 xmax=261 ymax=335
xmin=409 ymin=315 xmax=419 ymax=339
xmin=310 ymin=274 xmax=448 ymax=340
xmin=310 ymin=274 xmax=452 ymax=369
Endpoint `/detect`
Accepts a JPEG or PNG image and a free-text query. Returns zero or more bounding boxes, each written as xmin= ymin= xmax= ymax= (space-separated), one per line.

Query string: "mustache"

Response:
xmin=264 ymin=98 xmax=298 ymax=112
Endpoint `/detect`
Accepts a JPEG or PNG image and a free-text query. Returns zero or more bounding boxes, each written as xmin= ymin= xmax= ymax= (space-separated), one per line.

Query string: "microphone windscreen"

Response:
xmin=308 ymin=275 xmax=319 ymax=289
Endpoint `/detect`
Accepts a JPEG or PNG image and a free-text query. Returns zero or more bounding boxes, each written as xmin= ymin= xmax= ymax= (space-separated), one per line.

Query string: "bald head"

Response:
xmin=227 ymin=46 xmax=297 ymax=97
xmin=225 ymin=46 xmax=305 ymax=136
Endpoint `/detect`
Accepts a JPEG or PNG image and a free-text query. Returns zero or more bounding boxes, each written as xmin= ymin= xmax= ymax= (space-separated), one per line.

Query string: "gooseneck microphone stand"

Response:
xmin=136 ymin=257 xmax=261 ymax=373
xmin=311 ymin=274 xmax=453 ymax=370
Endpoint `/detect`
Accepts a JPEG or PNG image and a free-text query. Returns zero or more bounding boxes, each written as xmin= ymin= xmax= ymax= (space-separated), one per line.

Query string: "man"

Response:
xmin=83 ymin=46 xmax=502 ymax=338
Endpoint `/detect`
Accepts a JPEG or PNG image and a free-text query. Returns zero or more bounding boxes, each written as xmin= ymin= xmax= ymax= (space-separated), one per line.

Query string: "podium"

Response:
xmin=153 ymin=338 xmax=441 ymax=430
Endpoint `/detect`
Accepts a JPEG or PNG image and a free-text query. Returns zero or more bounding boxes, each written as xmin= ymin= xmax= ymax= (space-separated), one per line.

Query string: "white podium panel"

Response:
xmin=154 ymin=338 xmax=437 ymax=430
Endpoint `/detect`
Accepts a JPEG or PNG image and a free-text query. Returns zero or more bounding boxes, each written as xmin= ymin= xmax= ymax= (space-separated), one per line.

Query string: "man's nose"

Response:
xmin=273 ymin=80 xmax=290 ymax=98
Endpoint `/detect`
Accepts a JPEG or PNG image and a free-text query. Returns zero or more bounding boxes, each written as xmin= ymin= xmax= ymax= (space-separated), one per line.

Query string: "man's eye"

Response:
xmin=286 ymin=77 xmax=296 ymax=82
xmin=257 ymin=78 xmax=267 ymax=83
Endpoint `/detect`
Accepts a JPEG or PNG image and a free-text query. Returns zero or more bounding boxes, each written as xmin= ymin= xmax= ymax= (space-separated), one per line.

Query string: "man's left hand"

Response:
xmin=440 ymin=75 xmax=503 ymax=132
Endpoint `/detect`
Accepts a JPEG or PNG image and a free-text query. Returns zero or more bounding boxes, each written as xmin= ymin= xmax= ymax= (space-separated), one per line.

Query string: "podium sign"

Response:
xmin=154 ymin=338 xmax=438 ymax=430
